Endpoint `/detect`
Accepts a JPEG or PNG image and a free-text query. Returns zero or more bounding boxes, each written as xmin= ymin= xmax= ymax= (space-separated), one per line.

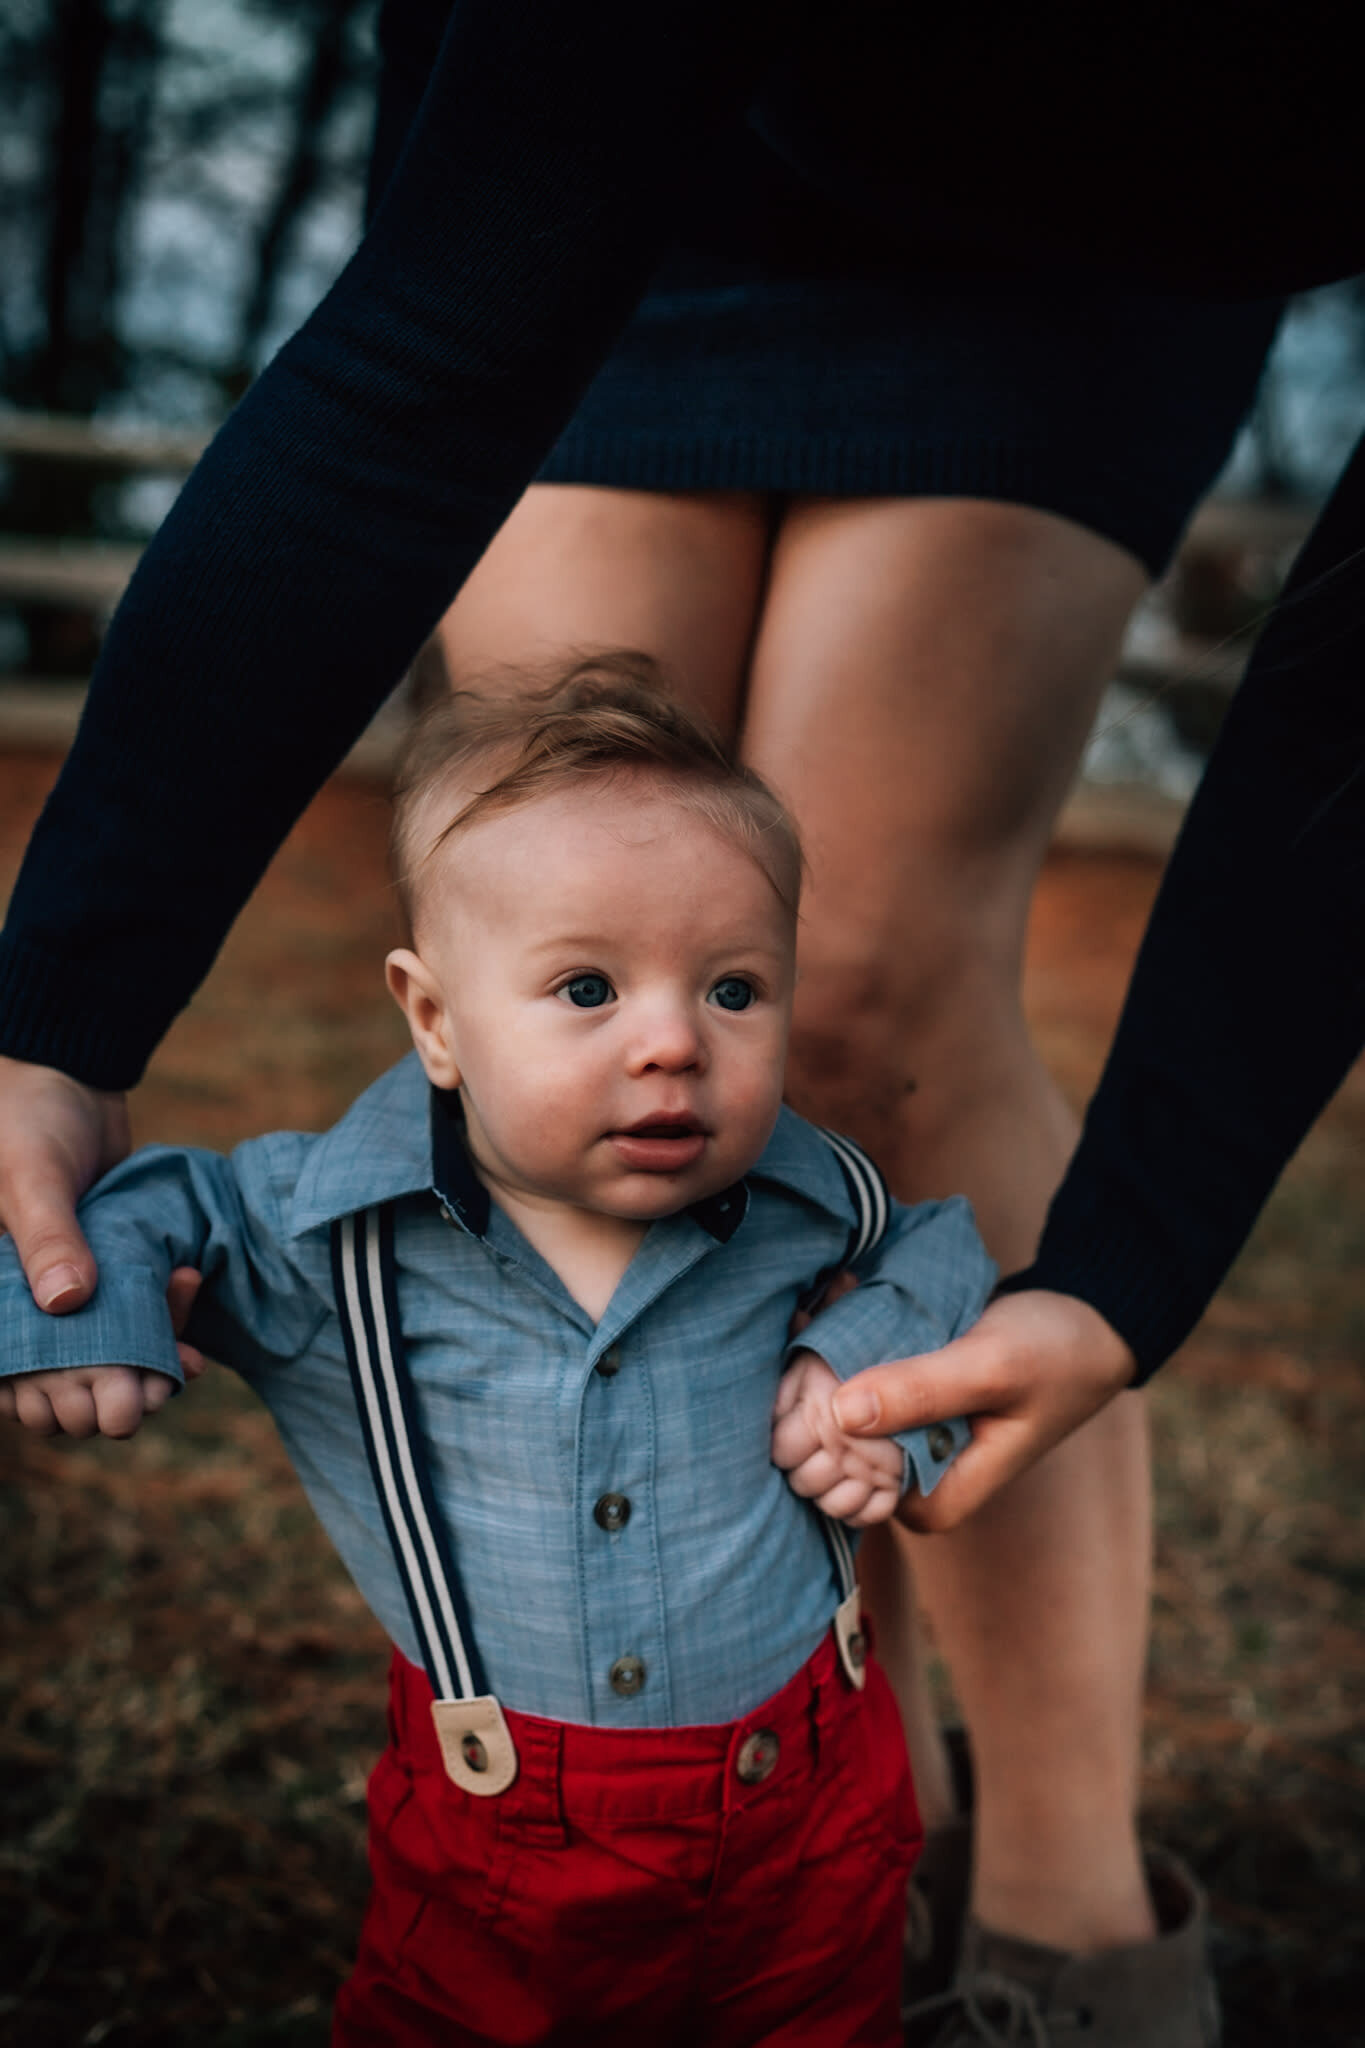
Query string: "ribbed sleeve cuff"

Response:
xmin=992 ymin=1142 xmax=1215 ymax=1386
xmin=0 ymin=929 xmax=165 ymax=1091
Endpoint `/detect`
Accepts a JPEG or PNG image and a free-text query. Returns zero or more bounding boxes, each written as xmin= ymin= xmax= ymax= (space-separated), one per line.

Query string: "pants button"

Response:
xmin=736 ymin=1729 xmax=780 ymax=1784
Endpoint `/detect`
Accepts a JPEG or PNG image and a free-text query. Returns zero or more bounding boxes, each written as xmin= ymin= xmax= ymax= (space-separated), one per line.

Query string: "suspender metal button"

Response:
xmin=593 ymin=1492 xmax=631 ymax=1532
xmin=461 ymin=1731 xmax=490 ymax=1772
xmin=609 ymin=1654 xmax=646 ymax=1697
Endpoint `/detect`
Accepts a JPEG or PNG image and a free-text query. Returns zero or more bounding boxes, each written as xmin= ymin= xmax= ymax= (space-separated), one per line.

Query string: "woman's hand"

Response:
xmin=0 ymin=1056 xmax=130 ymax=1309
xmin=830 ymin=1290 xmax=1138 ymax=1531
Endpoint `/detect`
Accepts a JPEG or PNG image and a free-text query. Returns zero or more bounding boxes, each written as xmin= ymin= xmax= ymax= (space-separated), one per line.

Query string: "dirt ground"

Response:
xmin=1 ymin=749 xmax=1362 ymax=2047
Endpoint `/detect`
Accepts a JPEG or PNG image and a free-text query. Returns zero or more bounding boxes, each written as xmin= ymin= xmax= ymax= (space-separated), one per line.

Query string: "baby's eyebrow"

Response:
xmin=522 ymin=931 xmax=615 ymax=957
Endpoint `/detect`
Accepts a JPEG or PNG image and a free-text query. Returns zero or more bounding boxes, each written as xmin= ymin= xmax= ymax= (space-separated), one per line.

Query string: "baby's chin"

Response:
xmin=588 ymin=1161 xmax=747 ymax=1221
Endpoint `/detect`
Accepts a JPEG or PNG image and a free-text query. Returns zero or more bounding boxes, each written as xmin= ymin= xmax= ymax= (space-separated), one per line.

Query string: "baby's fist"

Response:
xmin=771 ymin=1349 xmax=904 ymax=1526
xmin=0 ymin=1364 xmax=175 ymax=1439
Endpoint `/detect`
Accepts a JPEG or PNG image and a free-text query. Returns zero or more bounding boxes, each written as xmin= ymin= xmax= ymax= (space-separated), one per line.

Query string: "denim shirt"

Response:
xmin=0 ymin=1054 xmax=994 ymax=1726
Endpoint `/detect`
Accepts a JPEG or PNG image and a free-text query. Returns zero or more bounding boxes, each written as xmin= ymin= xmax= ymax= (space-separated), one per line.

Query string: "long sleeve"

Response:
xmin=0 ymin=0 xmax=774 ymax=1089
xmin=0 ymin=1141 xmax=326 ymax=1382
xmin=796 ymin=1194 xmax=996 ymax=1495
xmin=1010 ymin=431 xmax=1365 ymax=1379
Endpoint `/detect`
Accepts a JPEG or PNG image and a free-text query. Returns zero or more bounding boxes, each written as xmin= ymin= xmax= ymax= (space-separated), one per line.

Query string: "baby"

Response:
xmin=1 ymin=662 xmax=993 ymax=2045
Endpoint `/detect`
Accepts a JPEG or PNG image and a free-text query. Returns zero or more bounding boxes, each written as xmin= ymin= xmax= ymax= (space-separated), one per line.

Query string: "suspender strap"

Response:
xmin=812 ymin=1127 xmax=895 ymax=1690
xmin=332 ymin=1205 xmax=518 ymax=1792
xmin=332 ymin=1204 xmax=487 ymax=1700
xmin=818 ymin=1126 xmax=892 ymax=1266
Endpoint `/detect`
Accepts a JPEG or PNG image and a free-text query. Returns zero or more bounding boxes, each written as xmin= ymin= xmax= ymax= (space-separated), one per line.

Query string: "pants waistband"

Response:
xmin=387 ymin=1626 xmax=873 ymax=1834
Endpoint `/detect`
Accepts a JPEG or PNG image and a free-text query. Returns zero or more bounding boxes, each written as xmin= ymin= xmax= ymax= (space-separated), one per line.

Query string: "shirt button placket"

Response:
xmin=588 ymin=1340 xmax=650 ymax=1710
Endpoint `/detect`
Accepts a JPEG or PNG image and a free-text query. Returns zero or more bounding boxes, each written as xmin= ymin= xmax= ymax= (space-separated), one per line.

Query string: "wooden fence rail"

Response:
xmin=0 ymin=410 xmax=1328 ymax=832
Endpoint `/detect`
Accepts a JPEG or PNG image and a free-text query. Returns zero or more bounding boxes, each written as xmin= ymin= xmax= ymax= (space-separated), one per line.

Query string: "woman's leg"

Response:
xmin=430 ymin=483 xmax=771 ymax=733
xmin=742 ymin=496 xmax=1157 ymax=1955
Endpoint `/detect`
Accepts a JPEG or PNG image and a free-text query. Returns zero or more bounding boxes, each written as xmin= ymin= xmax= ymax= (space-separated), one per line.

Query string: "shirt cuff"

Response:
xmin=0 ymin=1264 xmax=186 ymax=1383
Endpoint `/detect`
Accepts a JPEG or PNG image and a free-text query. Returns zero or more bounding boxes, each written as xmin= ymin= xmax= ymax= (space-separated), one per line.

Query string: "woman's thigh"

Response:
xmin=433 ymin=483 xmax=773 ymax=735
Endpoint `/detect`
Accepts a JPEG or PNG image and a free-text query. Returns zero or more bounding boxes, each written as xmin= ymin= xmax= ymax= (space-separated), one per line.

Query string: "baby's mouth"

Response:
xmin=609 ymin=1114 xmax=707 ymax=1172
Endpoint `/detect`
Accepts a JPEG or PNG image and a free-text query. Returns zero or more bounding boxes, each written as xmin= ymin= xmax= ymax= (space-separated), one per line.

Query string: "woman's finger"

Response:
xmin=165 ymin=1266 xmax=204 ymax=1335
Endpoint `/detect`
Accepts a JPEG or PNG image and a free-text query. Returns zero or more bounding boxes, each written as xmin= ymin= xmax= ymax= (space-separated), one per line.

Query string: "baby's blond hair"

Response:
xmin=391 ymin=653 xmax=804 ymax=936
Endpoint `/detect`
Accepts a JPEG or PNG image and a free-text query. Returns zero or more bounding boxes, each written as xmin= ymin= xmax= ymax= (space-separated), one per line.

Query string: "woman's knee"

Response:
xmin=785 ymin=920 xmax=1028 ymax=1151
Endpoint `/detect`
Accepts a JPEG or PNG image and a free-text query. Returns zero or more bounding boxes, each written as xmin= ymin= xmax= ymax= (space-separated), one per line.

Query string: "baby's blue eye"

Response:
xmin=710 ymin=977 xmax=755 ymax=1012
xmin=561 ymin=974 xmax=613 ymax=1008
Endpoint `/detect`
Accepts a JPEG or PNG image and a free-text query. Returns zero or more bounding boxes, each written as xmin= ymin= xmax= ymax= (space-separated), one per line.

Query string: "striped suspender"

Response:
xmin=331 ymin=1130 xmax=894 ymax=1767
xmin=814 ymin=1127 xmax=894 ymax=1692
xmin=819 ymin=1126 xmax=892 ymax=1266
xmin=331 ymin=1205 xmax=517 ymax=1796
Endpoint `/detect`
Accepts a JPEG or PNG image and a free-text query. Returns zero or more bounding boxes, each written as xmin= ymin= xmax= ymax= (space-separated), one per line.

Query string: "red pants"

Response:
xmin=333 ymin=1629 xmax=921 ymax=2046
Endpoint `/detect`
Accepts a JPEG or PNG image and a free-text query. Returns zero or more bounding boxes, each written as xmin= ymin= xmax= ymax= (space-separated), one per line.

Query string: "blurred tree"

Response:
xmin=1 ymin=0 xmax=168 ymax=669
xmin=28 ymin=0 xmax=166 ymax=417
xmin=229 ymin=0 xmax=372 ymax=397
xmin=0 ymin=0 xmax=376 ymax=673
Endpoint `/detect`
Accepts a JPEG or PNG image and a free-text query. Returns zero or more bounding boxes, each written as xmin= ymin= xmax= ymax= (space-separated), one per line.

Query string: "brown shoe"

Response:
xmin=902 ymin=1850 xmax=1221 ymax=2047
xmin=904 ymin=1814 xmax=974 ymax=2005
xmin=903 ymin=1726 xmax=977 ymax=2004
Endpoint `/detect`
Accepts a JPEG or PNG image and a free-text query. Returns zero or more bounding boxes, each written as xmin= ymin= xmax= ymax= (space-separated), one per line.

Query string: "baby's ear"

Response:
xmin=385 ymin=949 xmax=461 ymax=1089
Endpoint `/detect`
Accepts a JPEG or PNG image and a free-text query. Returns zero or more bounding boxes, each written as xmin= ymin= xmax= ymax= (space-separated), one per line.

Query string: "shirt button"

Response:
xmin=609 ymin=1655 xmax=646 ymax=1698
xmin=596 ymin=1347 xmax=622 ymax=1378
xmin=735 ymin=1730 xmax=780 ymax=1784
xmin=593 ymin=1492 xmax=631 ymax=1532
xmin=926 ymin=1423 xmax=956 ymax=1463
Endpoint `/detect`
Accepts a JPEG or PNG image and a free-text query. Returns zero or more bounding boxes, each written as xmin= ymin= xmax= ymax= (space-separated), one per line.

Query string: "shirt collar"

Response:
xmin=289 ymin=1051 xmax=754 ymax=1243
xmin=747 ymin=1103 xmax=860 ymax=1222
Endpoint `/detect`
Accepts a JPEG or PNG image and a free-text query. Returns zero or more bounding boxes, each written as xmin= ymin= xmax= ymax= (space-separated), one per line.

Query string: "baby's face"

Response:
xmin=390 ymin=778 xmax=797 ymax=1223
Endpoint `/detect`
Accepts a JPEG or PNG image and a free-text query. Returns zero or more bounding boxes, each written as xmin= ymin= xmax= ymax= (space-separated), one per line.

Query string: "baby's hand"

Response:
xmin=0 ymin=1266 xmax=205 ymax=1440
xmin=771 ymin=1349 xmax=904 ymax=1526
xmin=0 ymin=1363 xmax=184 ymax=1439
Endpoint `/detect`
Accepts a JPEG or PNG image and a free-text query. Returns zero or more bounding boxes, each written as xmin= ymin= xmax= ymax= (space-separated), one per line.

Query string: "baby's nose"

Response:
xmin=630 ymin=1003 xmax=705 ymax=1073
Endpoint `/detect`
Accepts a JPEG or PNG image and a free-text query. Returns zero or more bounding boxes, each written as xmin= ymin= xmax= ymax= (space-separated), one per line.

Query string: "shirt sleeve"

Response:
xmin=0 ymin=1141 xmax=326 ymax=1384
xmin=0 ymin=0 xmax=774 ymax=1090
xmin=1001 ymin=429 xmax=1365 ymax=1381
xmin=794 ymin=1194 xmax=997 ymax=1498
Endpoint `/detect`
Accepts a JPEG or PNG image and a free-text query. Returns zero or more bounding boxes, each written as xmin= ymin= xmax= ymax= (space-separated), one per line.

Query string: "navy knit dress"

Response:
xmin=536 ymin=125 xmax=1281 ymax=576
